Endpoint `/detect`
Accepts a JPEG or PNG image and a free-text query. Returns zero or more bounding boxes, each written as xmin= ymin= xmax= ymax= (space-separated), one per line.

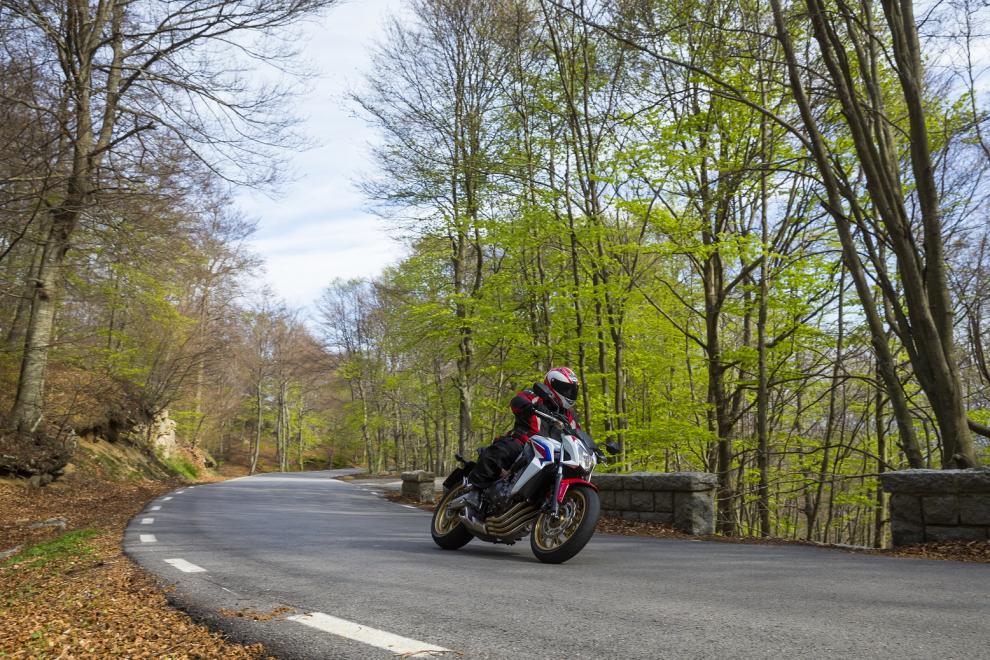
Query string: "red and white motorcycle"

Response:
xmin=431 ymin=409 xmax=618 ymax=564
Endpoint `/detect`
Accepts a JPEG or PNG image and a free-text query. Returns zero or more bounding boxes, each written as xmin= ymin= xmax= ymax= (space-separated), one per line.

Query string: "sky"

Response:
xmin=235 ymin=0 xmax=407 ymax=310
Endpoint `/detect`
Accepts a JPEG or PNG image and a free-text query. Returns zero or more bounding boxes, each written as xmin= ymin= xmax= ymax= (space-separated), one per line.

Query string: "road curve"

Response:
xmin=124 ymin=471 xmax=989 ymax=659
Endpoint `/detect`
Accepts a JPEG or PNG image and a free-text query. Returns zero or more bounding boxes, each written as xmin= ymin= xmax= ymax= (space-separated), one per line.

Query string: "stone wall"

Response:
xmin=880 ymin=468 xmax=990 ymax=545
xmin=401 ymin=470 xmax=436 ymax=502
xmin=591 ymin=472 xmax=717 ymax=535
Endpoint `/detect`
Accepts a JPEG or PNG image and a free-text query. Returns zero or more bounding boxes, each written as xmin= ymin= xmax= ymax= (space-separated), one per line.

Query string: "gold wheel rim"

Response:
xmin=533 ymin=488 xmax=587 ymax=551
xmin=434 ymin=485 xmax=466 ymax=535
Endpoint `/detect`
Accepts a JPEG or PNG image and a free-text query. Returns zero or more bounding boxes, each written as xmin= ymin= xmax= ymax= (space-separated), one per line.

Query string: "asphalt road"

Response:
xmin=124 ymin=471 xmax=990 ymax=659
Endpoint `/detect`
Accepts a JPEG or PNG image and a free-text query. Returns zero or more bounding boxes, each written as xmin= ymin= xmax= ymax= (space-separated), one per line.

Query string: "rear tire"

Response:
xmin=431 ymin=485 xmax=474 ymax=550
xmin=530 ymin=485 xmax=600 ymax=564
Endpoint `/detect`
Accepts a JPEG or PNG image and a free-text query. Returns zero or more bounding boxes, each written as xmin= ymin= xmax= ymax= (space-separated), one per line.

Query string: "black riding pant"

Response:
xmin=467 ymin=437 xmax=524 ymax=488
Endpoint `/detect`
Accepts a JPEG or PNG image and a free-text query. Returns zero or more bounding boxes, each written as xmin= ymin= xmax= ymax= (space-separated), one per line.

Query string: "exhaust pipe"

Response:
xmin=458 ymin=510 xmax=488 ymax=536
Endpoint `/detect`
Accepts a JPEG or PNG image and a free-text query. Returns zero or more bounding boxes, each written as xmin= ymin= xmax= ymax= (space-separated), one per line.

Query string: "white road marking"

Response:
xmin=162 ymin=497 xmax=173 ymax=501
xmin=288 ymin=612 xmax=450 ymax=657
xmin=402 ymin=505 xmax=417 ymax=510
xmin=164 ymin=558 xmax=206 ymax=573
xmin=151 ymin=506 xmax=161 ymax=511
xmin=175 ymin=490 xmax=186 ymax=494
xmin=140 ymin=534 xmax=157 ymax=543
xmin=141 ymin=517 xmax=154 ymax=525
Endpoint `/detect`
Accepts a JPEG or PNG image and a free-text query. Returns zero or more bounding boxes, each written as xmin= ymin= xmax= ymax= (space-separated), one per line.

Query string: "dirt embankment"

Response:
xmin=0 ymin=435 xmax=262 ymax=658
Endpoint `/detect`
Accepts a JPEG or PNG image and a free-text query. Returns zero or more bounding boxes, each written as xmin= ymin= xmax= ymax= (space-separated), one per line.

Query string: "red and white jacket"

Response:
xmin=509 ymin=382 xmax=579 ymax=444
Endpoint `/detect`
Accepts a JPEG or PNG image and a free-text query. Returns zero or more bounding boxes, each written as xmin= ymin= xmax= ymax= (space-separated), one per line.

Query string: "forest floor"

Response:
xmin=0 ymin=449 xmax=265 ymax=658
xmin=386 ymin=493 xmax=990 ymax=564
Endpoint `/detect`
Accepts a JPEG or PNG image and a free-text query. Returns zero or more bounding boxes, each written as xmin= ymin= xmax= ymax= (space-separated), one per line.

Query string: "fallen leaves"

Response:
xmin=218 ymin=606 xmax=296 ymax=622
xmin=0 ymin=474 xmax=268 ymax=658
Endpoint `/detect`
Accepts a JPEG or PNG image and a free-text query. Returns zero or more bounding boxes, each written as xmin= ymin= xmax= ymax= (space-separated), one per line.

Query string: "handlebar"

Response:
xmin=531 ymin=408 xmax=566 ymax=427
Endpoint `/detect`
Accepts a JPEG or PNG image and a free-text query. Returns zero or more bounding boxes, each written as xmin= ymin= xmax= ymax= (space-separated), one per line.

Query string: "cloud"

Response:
xmin=235 ymin=0 xmax=407 ymax=310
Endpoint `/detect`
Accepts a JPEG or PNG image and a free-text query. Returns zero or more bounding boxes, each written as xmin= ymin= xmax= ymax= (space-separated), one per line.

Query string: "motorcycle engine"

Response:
xmin=483 ymin=477 xmax=514 ymax=516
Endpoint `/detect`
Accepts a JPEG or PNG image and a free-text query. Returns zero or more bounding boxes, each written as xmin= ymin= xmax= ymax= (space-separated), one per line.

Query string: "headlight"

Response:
xmin=573 ymin=441 xmax=595 ymax=472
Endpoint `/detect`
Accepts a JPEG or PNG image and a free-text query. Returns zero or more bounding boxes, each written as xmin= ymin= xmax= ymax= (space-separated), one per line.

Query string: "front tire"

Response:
xmin=530 ymin=485 xmax=600 ymax=564
xmin=431 ymin=485 xmax=474 ymax=550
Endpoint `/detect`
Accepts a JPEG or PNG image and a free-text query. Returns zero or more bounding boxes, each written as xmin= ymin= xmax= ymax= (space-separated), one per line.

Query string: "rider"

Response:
xmin=456 ymin=367 xmax=581 ymax=511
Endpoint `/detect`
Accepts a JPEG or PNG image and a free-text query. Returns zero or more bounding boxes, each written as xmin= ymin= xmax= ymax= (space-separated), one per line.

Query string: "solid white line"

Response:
xmin=140 ymin=534 xmax=157 ymax=543
xmin=162 ymin=497 xmax=173 ymax=501
xmin=151 ymin=506 xmax=161 ymax=511
xmin=141 ymin=517 xmax=154 ymax=525
xmin=288 ymin=612 xmax=450 ymax=657
xmin=164 ymin=558 xmax=206 ymax=573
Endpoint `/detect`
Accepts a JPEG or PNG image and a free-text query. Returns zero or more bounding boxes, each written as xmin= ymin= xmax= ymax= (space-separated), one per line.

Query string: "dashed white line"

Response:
xmin=401 ymin=505 xmax=417 ymax=510
xmin=164 ymin=558 xmax=206 ymax=573
xmin=140 ymin=534 xmax=157 ymax=543
xmin=288 ymin=612 xmax=450 ymax=657
xmin=151 ymin=505 xmax=161 ymax=511
xmin=162 ymin=497 xmax=173 ymax=501
xmin=141 ymin=517 xmax=155 ymax=525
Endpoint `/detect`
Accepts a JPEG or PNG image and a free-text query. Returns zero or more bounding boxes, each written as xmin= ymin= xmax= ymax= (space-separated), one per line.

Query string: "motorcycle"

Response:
xmin=431 ymin=409 xmax=618 ymax=564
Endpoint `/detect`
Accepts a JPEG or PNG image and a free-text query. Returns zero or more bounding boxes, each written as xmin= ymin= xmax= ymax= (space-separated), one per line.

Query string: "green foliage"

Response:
xmin=164 ymin=456 xmax=200 ymax=481
xmin=3 ymin=529 xmax=100 ymax=570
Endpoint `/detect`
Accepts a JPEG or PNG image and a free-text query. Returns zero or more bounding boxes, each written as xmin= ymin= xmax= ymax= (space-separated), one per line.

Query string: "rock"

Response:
xmin=674 ymin=491 xmax=714 ymax=535
xmin=0 ymin=545 xmax=23 ymax=561
xmin=923 ymin=495 xmax=959 ymax=525
xmin=129 ymin=410 xmax=178 ymax=459
xmin=653 ymin=491 xmax=673 ymax=512
xmin=925 ymin=526 xmax=988 ymax=542
xmin=590 ymin=473 xmax=621 ymax=491
xmin=401 ymin=471 xmax=435 ymax=502
xmin=628 ymin=490 xmax=654 ymax=512
xmin=400 ymin=470 xmax=434 ymax=483
xmin=889 ymin=494 xmax=922 ymax=524
xmin=890 ymin=519 xmax=924 ymax=546
xmin=880 ymin=468 xmax=990 ymax=494
xmin=29 ymin=516 xmax=67 ymax=530
xmin=959 ymin=495 xmax=990 ymax=526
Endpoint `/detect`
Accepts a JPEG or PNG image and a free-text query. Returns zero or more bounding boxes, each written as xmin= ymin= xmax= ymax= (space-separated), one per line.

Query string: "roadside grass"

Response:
xmin=165 ymin=455 xmax=200 ymax=480
xmin=3 ymin=528 xmax=99 ymax=570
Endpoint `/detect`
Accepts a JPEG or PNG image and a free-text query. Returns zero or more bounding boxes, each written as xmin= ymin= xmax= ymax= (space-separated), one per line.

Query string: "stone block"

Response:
xmin=925 ymin=525 xmax=989 ymax=542
xmin=959 ymin=495 xmax=990 ymax=526
xmin=629 ymin=490 xmax=654 ymax=512
xmin=591 ymin=474 xmax=621 ymax=491
xmin=598 ymin=490 xmax=616 ymax=510
xmin=923 ymin=495 xmax=958 ymax=525
xmin=612 ymin=490 xmax=631 ymax=510
xmin=673 ymin=491 xmax=714 ymax=535
xmin=623 ymin=473 xmax=648 ymax=490
xmin=639 ymin=512 xmax=674 ymax=525
xmin=890 ymin=520 xmax=924 ymax=546
xmin=881 ymin=468 xmax=990 ymax=494
xmin=619 ymin=511 xmax=640 ymax=522
xmin=647 ymin=472 xmax=718 ymax=492
xmin=653 ymin=491 xmax=674 ymax=512
xmin=889 ymin=494 xmax=922 ymax=524
xmin=400 ymin=471 xmax=435 ymax=502
xmin=401 ymin=470 xmax=434 ymax=483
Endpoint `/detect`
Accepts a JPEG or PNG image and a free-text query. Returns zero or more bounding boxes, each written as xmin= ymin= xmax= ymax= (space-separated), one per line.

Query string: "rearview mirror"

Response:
xmin=605 ymin=440 xmax=621 ymax=456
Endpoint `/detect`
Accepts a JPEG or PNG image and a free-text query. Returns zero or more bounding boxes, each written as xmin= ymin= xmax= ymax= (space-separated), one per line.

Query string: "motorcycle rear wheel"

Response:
xmin=431 ymin=485 xmax=474 ymax=550
xmin=530 ymin=485 xmax=600 ymax=564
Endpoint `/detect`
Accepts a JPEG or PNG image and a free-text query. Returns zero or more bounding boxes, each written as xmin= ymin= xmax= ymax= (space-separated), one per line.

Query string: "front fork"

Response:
xmin=550 ymin=463 xmax=563 ymax=518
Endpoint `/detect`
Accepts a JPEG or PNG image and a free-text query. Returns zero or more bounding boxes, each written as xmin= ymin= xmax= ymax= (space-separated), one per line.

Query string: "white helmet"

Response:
xmin=544 ymin=367 xmax=579 ymax=410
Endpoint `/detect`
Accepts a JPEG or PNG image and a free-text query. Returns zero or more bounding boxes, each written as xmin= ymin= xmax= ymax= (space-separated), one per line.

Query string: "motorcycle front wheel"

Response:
xmin=431 ymin=485 xmax=474 ymax=550
xmin=530 ymin=484 xmax=600 ymax=564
